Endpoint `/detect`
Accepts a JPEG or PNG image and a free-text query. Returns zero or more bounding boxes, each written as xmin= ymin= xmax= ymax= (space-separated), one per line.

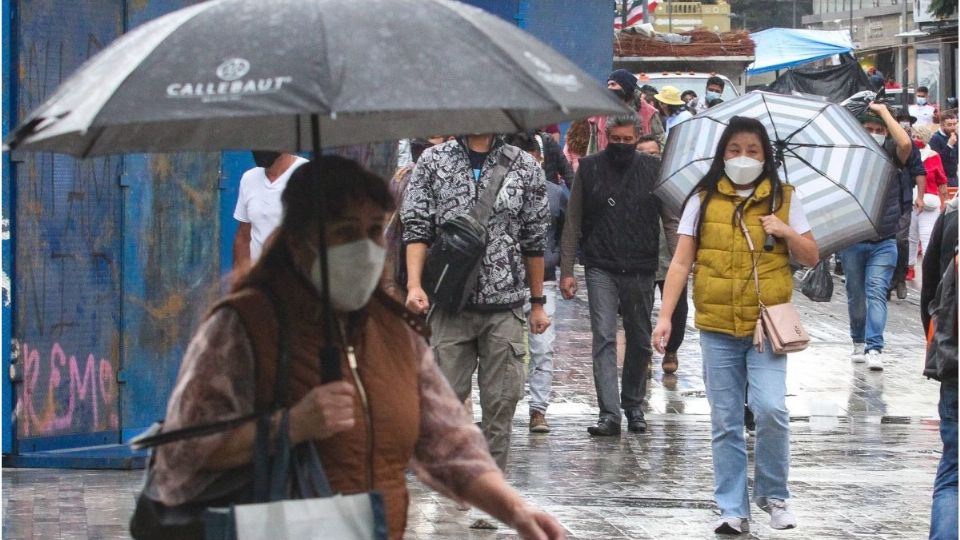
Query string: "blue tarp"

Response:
xmin=747 ymin=28 xmax=854 ymax=75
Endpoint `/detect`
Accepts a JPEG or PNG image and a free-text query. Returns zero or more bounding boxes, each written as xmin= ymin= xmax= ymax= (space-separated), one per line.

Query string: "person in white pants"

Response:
xmin=909 ymin=126 xmax=951 ymax=277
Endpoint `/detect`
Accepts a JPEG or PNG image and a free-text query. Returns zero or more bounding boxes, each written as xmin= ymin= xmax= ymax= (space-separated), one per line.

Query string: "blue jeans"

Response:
xmin=839 ymin=240 xmax=897 ymax=352
xmin=700 ymin=330 xmax=790 ymax=518
xmin=525 ymin=284 xmax=557 ymax=413
xmin=585 ymin=267 xmax=654 ymax=424
xmin=931 ymin=382 xmax=958 ymax=540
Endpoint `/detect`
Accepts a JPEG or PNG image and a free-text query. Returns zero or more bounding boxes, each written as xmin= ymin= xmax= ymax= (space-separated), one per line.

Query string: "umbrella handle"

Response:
xmin=763 ymin=234 xmax=775 ymax=251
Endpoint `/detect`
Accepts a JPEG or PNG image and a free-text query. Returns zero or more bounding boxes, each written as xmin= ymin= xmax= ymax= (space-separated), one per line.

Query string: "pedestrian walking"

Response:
xmin=636 ymin=136 xmax=687 ymax=374
xmin=654 ymin=86 xmax=693 ymax=138
xmin=506 ymin=132 xmax=569 ymax=433
xmin=536 ymin=127 xmax=576 ymax=188
xmin=929 ymin=111 xmax=958 ymax=187
xmin=402 ymin=134 xmax=549 ymax=475
xmin=920 ymin=197 xmax=958 ymax=540
xmin=889 ymin=114 xmax=928 ymax=298
xmin=143 ymin=158 xmax=565 ymax=540
xmin=563 ymin=70 xmax=664 ymax=165
xmin=840 ymin=103 xmax=914 ymax=369
xmin=693 ymin=76 xmax=726 ymax=114
xmin=559 ymin=114 xmax=679 ymax=436
xmin=232 ymin=151 xmax=308 ymax=271
xmin=652 ymin=116 xmax=819 ymax=535
xmin=908 ymin=126 xmax=950 ymax=281
xmin=910 ymin=86 xmax=939 ymax=128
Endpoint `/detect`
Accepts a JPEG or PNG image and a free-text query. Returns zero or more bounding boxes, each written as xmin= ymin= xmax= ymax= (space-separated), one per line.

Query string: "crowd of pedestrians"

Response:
xmin=146 ymin=70 xmax=957 ymax=540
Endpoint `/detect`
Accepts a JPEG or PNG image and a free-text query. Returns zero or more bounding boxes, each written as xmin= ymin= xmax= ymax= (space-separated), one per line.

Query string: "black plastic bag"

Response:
xmin=801 ymin=260 xmax=834 ymax=302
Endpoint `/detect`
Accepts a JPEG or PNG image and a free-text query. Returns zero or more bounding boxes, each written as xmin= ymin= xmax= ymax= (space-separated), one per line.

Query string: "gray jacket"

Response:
xmin=401 ymin=138 xmax=548 ymax=308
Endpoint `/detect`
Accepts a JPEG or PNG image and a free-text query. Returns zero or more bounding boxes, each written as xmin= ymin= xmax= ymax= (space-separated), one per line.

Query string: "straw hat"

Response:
xmin=654 ymin=86 xmax=685 ymax=106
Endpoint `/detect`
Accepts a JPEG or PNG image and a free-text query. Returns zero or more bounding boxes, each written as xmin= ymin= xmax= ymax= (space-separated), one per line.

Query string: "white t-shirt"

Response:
xmin=677 ymin=188 xmax=811 ymax=237
xmin=909 ymin=104 xmax=937 ymax=127
xmin=233 ymin=156 xmax=308 ymax=262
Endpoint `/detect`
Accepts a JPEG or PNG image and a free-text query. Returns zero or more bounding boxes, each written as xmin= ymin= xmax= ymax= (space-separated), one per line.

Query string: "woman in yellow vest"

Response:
xmin=653 ymin=117 xmax=819 ymax=535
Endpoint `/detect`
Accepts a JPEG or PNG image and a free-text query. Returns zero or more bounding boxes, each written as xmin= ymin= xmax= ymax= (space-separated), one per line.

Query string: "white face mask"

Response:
xmin=871 ymin=133 xmax=886 ymax=145
xmin=724 ymin=156 xmax=764 ymax=185
xmin=310 ymin=239 xmax=386 ymax=312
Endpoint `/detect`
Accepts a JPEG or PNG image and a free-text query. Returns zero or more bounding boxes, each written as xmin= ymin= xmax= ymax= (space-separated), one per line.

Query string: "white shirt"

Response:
xmin=678 ymin=188 xmax=811 ymax=237
xmin=233 ymin=156 xmax=308 ymax=262
xmin=909 ymin=104 xmax=937 ymax=127
xmin=665 ymin=109 xmax=693 ymax=136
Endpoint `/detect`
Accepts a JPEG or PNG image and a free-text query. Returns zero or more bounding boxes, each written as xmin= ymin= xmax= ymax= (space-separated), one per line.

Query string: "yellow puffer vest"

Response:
xmin=693 ymin=178 xmax=795 ymax=337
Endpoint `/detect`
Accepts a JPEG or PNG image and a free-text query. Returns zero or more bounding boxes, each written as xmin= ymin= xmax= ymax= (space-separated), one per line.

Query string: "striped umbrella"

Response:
xmin=657 ymin=91 xmax=900 ymax=257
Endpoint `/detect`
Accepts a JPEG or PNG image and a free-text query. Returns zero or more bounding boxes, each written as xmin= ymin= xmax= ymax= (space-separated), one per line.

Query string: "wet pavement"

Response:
xmin=2 ymin=268 xmax=945 ymax=539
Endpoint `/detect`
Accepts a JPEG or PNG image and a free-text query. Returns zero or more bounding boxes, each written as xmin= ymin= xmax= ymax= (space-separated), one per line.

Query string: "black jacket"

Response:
xmin=539 ymin=132 xmax=575 ymax=187
xmin=921 ymin=199 xmax=958 ymax=382
xmin=577 ymin=152 xmax=665 ymax=273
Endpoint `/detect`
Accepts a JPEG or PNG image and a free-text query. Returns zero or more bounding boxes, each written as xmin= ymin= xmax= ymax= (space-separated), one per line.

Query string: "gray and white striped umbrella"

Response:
xmin=657 ymin=91 xmax=900 ymax=257
xmin=4 ymin=0 xmax=625 ymax=157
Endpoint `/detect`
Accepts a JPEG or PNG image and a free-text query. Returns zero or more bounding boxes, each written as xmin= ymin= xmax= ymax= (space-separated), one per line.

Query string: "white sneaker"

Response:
xmin=850 ymin=343 xmax=866 ymax=362
xmin=758 ymin=498 xmax=796 ymax=530
xmin=866 ymin=349 xmax=883 ymax=371
xmin=713 ymin=517 xmax=749 ymax=535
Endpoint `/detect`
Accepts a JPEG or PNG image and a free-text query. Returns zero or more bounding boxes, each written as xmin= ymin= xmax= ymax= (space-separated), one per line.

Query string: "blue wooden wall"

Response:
xmin=2 ymin=0 xmax=611 ymax=459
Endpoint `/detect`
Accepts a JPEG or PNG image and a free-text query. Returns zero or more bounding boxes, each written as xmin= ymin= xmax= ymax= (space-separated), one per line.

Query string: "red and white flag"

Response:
xmin=614 ymin=0 xmax=657 ymax=30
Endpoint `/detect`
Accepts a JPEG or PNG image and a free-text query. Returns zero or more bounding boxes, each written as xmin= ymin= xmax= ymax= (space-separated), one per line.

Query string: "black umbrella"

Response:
xmin=6 ymin=0 xmax=625 ymax=380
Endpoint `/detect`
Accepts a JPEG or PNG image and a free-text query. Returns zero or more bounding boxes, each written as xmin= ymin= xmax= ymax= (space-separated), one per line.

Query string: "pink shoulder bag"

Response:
xmin=738 ymin=216 xmax=810 ymax=354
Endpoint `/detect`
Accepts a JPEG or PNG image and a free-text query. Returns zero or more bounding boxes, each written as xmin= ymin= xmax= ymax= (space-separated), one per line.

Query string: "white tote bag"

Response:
xmin=231 ymin=492 xmax=383 ymax=540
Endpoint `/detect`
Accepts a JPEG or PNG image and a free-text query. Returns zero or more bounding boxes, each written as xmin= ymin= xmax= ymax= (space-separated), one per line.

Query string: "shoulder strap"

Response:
xmin=737 ymin=211 xmax=764 ymax=307
xmin=130 ymin=287 xmax=290 ymax=450
xmin=470 ymin=145 xmax=521 ymax=226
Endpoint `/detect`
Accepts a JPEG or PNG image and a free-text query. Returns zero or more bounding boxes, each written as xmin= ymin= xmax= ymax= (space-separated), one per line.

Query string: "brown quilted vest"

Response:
xmin=217 ymin=265 xmax=427 ymax=539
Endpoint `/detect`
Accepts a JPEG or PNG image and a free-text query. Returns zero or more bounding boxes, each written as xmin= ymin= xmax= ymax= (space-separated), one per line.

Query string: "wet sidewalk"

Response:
xmin=2 ymin=270 xmax=944 ymax=539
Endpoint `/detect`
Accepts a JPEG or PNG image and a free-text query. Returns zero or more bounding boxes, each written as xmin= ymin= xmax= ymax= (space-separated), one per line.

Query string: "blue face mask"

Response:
xmin=706 ymin=90 xmax=722 ymax=101
xmin=916 ymin=97 xmax=928 ymax=106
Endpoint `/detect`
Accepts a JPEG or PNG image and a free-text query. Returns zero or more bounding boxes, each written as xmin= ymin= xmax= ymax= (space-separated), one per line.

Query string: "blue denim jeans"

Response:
xmin=931 ymin=381 xmax=958 ymax=540
xmin=700 ymin=330 xmax=791 ymax=518
xmin=525 ymin=284 xmax=557 ymax=413
xmin=839 ymin=239 xmax=897 ymax=352
xmin=585 ymin=267 xmax=654 ymax=424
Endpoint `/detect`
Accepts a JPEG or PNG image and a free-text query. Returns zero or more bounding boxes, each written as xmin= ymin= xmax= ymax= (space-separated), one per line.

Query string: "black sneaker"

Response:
xmin=896 ymin=280 xmax=908 ymax=300
xmin=587 ymin=418 xmax=621 ymax=436
xmin=626 ymin=411 xmax=647 ymax=433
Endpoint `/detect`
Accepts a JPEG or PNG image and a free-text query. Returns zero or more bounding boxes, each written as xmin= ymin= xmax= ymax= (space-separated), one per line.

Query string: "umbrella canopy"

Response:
xmin=657 ymin=91 xmax=900 ymax=257
xmin=5 ymin=0 xmax=625 ymax=157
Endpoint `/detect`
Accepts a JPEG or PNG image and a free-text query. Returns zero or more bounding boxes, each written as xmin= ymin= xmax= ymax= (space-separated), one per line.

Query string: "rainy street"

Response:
xmin=3 ymin=269 xmax=943 ymax=539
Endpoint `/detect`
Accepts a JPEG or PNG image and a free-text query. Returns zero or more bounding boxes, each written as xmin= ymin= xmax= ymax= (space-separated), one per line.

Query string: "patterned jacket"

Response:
xmin=401 ymin=137 xmax=548 ymax=309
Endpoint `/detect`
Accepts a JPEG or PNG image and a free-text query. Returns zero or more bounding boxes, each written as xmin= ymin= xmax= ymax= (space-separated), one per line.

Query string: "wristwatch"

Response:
xmin=529 ymin=295 xmax=547 ymax=305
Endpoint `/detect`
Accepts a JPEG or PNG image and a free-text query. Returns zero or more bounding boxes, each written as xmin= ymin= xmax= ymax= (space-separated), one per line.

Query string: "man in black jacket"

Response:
xmin=920 ymin=197 xmax=957 ymax=540
xmin=559 ymin=114 xmax=679 ymax=436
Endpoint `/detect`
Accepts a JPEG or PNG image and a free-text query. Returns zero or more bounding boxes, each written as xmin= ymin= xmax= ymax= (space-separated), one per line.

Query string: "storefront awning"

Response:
xmin=747 ymin=28 xmax=854 ymax=75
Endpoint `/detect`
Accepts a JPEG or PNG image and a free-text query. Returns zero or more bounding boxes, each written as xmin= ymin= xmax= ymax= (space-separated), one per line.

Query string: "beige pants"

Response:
xmin=429 ymin=306 xmax=527 ymax=471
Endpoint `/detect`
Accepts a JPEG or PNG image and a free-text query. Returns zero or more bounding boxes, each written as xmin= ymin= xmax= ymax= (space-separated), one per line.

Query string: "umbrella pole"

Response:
xmin=311 ymin=113 xmax=342 ymax=382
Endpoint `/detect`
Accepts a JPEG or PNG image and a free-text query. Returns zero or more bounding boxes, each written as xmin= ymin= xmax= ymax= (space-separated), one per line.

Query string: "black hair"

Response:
xmin=681 ymin=90 xmax=697 ymax=100
xmin=942 ymin=111 xmax=958 ymax=121
xmin=918 ymin=86 xmax=929 ymax=93
xmin=681 ymin=116 xmax=784 ymax=240
xmin=640 ymin=84 xmax=658 ymax=94
xmin=706 ymin=76 xmax=725 ymax=90
xmin=635 ymin=134 xmax=662 ymax=149
xmin=662 ymin=102 xmax=687 ymax=116
xmin=503 ymin=131 xmax=541 ymax=154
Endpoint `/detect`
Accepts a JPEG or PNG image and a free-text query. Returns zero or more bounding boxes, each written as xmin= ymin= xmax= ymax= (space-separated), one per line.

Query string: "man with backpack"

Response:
xmin=920 ymin=196 xmax=958 ymax=540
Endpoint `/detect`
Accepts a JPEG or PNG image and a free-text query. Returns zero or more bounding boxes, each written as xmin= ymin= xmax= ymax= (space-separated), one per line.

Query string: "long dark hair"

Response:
xmin=682 ymin=116 xmax=784 ymax=240
xmin=233 ymin=156 xmax=394 ymax=292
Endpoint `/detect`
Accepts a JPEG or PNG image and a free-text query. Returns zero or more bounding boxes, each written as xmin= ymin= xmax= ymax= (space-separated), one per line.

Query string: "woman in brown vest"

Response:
xmin=148 ymin=157 xmax=565 ymax=540
xmin=652 ymin=118 xmax=819 ymax=536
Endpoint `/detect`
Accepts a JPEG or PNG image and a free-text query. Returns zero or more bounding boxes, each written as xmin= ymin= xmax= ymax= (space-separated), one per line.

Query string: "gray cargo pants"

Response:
xmin=430 ymin=306 xmax=527 ymax=472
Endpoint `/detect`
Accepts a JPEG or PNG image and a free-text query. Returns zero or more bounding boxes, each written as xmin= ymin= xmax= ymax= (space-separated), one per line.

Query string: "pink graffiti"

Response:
xmin=19 ymin=342 xmax=117 ymax=437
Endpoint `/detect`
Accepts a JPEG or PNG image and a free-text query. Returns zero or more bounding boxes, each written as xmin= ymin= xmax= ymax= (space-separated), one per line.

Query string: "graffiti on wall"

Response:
xmin=16 ymin=341 xmax=118 ymax=437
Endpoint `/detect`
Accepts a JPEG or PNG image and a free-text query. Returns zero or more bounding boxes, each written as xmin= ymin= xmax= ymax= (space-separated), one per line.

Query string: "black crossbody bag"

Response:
xmin=422 ymin=145 xmax=520 ymax=313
